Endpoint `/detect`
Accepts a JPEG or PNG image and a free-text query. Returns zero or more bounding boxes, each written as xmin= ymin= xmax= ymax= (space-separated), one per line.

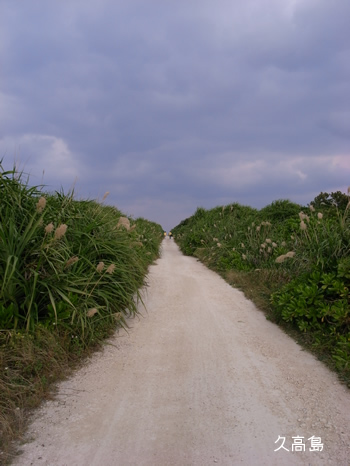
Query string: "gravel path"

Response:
xmin=13 ymin=239 xmax=350 ymax=465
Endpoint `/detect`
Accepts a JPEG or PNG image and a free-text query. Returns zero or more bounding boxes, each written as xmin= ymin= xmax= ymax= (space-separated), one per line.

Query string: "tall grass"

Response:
xmin=172 ymin=193 xmax=350 ymax=385
xmin=0 ymin=165 xmax=163 ymax=336
xmin=0 ymin=162 xmax=163 ymax=460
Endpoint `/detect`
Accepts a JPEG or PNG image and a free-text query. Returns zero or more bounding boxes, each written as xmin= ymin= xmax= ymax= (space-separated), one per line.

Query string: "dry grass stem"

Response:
xmin=87 ymin=308 xmax=98 ymax=317
xmin=117 ymin=217 xmax=130 ymax=230
xmin=45 ymin=223 xmax=54 ymax=234
xmin=65 ymin=256 xmax=79 ymax=268
xmin=276 ymin=251 xmax=295 ymax=263
xmin=275 ymin=255 xmax=286 ymax=263
xmin=300 ymin=220 xmax=307 ymax=231
xmin=54 ymin=224 xmax=68 ymax=240
xmin=285 ymin=251 xmax=295 ymax=258
xmin=96 ymin=262 xmax=105 ymax=273
xmin=36 ymin=196 xmax=46 ymax=213
xmin=106 ymin=264 xmax=116 ymax=274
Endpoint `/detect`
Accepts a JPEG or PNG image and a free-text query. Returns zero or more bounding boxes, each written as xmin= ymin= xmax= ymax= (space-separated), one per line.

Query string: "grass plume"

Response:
xmin=172 ymin=194 xmax=350 ymax=387
xmin=0 ymin=161 xmax=163 ymax=460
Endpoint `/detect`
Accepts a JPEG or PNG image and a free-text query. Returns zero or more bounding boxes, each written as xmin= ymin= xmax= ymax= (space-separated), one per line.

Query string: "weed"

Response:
xmin=172 ymin=191 xmax=350 ymax=386
xmin=0 ymin=161 xmax=163 ymax=461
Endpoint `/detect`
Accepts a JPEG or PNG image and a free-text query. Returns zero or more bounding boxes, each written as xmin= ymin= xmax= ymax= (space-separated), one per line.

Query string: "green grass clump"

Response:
xmin=0 ymin=162 xmax=163 ymax=460
xmin=172 ymin=192 xmax=350 ymax=385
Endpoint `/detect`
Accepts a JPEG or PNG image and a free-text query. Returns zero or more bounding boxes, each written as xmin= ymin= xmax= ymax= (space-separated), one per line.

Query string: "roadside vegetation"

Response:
xmin=172 ymin=191 xmax=350 ymax=387
xmin=0 ymin=163 xmax=163 ymax=462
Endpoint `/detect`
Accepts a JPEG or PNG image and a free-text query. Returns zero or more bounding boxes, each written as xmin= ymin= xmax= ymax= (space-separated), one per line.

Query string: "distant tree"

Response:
xmin=311 ymin=191 xmax=349 ymax=212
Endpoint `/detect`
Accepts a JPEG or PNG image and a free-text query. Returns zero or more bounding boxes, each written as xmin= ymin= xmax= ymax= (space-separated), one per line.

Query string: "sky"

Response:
xmin=1 ymin=0 xmax=349 ymax=231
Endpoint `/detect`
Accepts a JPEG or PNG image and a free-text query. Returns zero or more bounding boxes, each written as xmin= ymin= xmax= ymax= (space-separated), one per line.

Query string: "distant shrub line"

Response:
xmin=172 ymin=194 xmax=350 ymax=385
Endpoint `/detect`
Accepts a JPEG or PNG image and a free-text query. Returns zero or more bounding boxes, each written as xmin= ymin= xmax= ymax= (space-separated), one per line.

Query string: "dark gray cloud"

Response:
xmin=1 ymin=0 xmax=349 ymax=230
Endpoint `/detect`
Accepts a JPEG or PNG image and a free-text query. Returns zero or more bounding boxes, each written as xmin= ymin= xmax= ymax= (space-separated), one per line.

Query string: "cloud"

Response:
xmin=0 ymin=0 xmax=349 ymax=230
xmin=321 ymin=112 xmax=350 ymax=140
xmin=0 ymin=134 xmax=82 ymax=189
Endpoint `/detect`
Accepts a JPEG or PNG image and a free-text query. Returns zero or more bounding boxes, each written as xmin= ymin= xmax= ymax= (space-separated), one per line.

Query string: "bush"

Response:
xmin=0 ymin=164 xmax=163 ymax=338
xmin=259 ymin=199 xmax=301 ymax=222
xmin=172 ymin=190 xmax=350 ymax=383
xmin=0 ymin=162 xmax=164 ymax=459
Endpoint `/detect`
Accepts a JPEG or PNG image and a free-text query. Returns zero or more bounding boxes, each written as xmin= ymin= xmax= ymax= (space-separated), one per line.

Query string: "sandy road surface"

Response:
xmin=13 ymin=239 xmax=350 ymax=465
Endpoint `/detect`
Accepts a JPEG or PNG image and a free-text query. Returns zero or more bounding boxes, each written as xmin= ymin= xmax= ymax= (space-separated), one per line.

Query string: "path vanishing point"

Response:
xmin=12 ymin=239 xmax=350 ymax=465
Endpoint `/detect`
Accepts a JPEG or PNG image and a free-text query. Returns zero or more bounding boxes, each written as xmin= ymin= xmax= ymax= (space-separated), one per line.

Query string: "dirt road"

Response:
xmin=13 ymin=239 xmax=350 ymax=465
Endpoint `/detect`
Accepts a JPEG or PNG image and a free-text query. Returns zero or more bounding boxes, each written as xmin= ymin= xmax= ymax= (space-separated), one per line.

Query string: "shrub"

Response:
xmin=172 ymin=189 xmax=350 ymax=383
xmin=0 ymin=161 xmax=163 ymax=458
xmin=0 ymin=164 xmax=163 ymax=338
